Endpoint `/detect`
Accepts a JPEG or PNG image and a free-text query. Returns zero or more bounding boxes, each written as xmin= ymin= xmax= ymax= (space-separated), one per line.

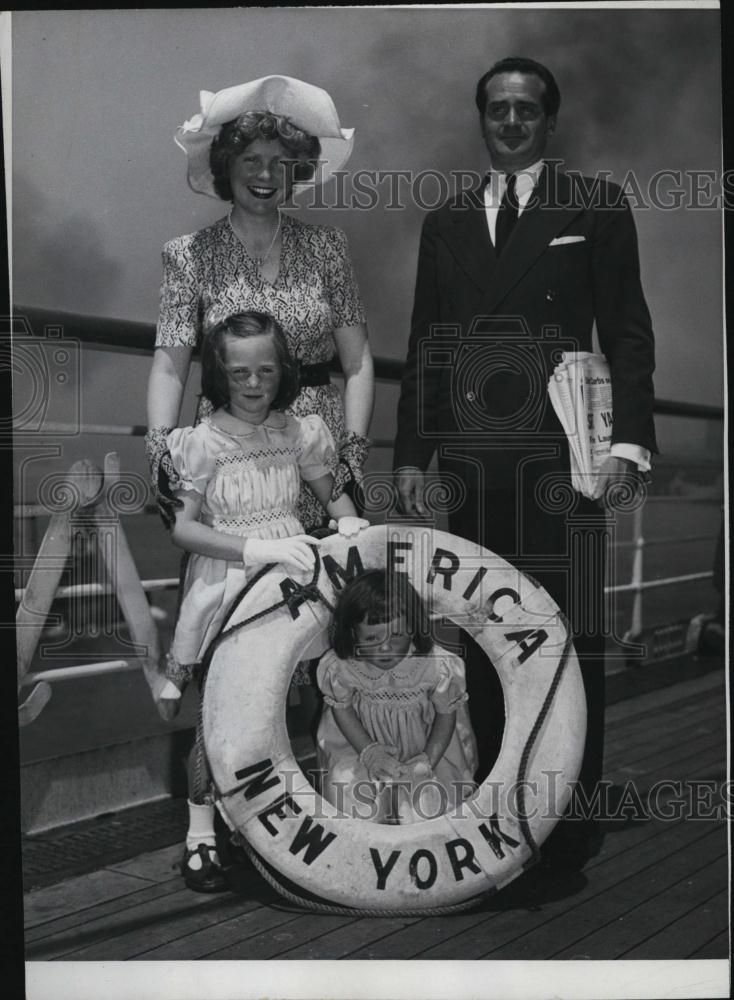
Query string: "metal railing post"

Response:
xmin=623 ymin=503 xmax=645 ymax=645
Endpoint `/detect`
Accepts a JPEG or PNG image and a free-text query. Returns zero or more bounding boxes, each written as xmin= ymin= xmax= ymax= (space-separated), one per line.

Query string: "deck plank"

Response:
xmin=605 ymin=675 xmax=723 ymax=727
xmin=422 ymin=818 xmax=720 ymax=961
xmin=686 ymin=925 xmax=731 ymax=959
xmin=204 ymin=913 xmax=363 ymax=960
xmin=554 ymin=854 xmax=727 ymax=960
xmin=509 ymin=825 xmax=726 ymax=960
xmin=604 ymin=706 xmax=724 ymax=766
xmin=605 ymin=690 xmax=722 ymax=752
xmin=105 ymin=844 xmax=181 ymax=882
xmin=606 ymin=672 xmax=723 ymax=718
xmin=26 ymin=884 xmax=251 ymax=960
xmin=136 ymin=901 xmax=301 ymax=961
xmin=606 ymin=746 xmax=725 ymax=790
xmin=610 ymin=732 xmax=724 ymax=778
xmin=24 ymin=868 xmax=178 ymax=934
xmin=276 ymin=916 xmax=422 ymax=960
xmin=604 ymin=703 xmax=718 ymax=746
xmin=607 ymin=700 xmax=724 ymax=745
xmin=24 ymin=880 xmax=182 ymax=948
xmin=621 ymin=888 xmax=729 ymax=959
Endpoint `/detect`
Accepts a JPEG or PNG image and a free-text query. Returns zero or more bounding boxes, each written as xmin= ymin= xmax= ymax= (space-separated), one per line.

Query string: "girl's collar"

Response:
xmin=207 ymin=408 xmax=288 ymax=438
xmin=348 ymin=644 xmax=422 ymax=682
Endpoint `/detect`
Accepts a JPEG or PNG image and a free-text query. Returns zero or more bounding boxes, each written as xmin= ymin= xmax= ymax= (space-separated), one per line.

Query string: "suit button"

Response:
xmin=466 ymin=391 xmax=476 ymax=402
xmin=546 ymin=289 xmax=557 ymax=302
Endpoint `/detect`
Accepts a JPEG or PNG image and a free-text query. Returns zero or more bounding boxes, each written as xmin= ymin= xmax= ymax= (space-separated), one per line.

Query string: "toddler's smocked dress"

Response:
xmin=316 ymin=644 xmax=479 ymax=824
xmin=165 ymin=411 xmax=335 ymax=687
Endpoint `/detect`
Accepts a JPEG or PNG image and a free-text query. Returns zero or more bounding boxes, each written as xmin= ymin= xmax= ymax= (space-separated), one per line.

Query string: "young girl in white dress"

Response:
xmin=157 ymin=310 xmax=367 ymax=891
xmin=316 ymin=570 xmax=478 ymax=824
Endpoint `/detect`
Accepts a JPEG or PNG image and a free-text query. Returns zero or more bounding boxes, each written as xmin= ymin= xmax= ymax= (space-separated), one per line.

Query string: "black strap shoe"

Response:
xmin=181 ymin=843 xmax=229 ymax=893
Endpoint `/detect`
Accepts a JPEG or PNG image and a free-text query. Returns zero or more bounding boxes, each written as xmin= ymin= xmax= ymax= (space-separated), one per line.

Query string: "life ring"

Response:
xmin=204 ymin=525 xmax=586 ymax=912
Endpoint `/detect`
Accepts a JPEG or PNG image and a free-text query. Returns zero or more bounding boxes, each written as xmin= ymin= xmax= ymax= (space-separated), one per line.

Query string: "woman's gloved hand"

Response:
xmin=243 ymin=535 xmax=320 ymax=575
xmin=331 ymin=431 xmax=371 ymax=502
xmin=145 ymin=426 xmax=184 ymax=530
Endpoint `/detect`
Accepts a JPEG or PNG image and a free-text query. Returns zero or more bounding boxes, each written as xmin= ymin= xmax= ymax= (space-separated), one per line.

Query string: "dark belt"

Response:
xmin=298 ymin=360 xmax=333 ymax=388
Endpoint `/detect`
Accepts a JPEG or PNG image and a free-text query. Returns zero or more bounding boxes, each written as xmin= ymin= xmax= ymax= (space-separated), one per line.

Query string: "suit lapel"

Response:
xmin=438 ymin=193 xmax=496 ymax=292
xmin=478 ymin=164 xmax=584 ymax=316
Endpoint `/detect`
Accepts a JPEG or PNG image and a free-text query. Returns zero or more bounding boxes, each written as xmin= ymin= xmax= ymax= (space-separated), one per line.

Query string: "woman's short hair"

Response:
xmin=200 ymin=310 xmax=300 ymax=411
xmin=475 ymin=57 xmax=561 ymax=118
xmin=330 ymin=569 xmax=433 ymax=659
xmin=209 ymin=111 xmax=322 ymax=201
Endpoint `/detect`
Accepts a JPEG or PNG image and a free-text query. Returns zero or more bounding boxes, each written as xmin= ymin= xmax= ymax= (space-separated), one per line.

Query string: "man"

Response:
xmin=393 ymin=57 xmax=656 ymax=869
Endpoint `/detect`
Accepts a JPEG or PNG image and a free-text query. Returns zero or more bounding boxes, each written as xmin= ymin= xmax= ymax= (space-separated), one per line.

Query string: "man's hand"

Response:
xmin=395 ymin=466 xmax=426 ymax=516
xmin=594 ymin=456 xmax=650 ymax=511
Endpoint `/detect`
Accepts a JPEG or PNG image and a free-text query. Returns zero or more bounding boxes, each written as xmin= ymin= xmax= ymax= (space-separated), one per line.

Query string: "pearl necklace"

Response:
xmin=228 ymin=209 xmax=282 ymax=274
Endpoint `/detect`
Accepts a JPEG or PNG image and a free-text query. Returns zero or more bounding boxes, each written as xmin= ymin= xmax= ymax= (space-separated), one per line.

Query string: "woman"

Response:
xmin=145 ymin=79 xmax=373 ymax=891
xmin=146 ymin=76 xmax=374 ymax=531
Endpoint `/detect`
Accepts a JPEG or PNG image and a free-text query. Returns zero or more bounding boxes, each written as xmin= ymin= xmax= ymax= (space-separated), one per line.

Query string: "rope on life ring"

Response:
xmin=203 ymin=525 xmax=586 ymax=914
xmin=232 ymin=835 xmax=496 ymax=917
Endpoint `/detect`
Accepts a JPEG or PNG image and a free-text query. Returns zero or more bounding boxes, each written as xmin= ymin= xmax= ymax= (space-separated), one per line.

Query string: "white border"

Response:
xmin=24 ymin=959 xmax=732 ymax=1000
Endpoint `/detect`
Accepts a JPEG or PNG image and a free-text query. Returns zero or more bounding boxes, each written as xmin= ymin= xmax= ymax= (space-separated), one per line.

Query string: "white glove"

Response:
xmin=328 ymin=516 xmax=370 ymax=537
xmin=359 ymin=742 xmax=402 ymax=782
xmin=401 ymin=752 xmax=433 ymax=781
xmin=243 ymin=535 xmax=319 ymax=575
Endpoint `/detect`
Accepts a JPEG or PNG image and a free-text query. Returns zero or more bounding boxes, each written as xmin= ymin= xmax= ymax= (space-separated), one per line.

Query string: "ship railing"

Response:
xmin=12 ymin=308 xmax=724 ymax=721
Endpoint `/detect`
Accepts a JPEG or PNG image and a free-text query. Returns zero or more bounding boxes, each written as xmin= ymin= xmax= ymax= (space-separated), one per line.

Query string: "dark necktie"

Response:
xmin=494 ymin=173 xmax=518 ymax=256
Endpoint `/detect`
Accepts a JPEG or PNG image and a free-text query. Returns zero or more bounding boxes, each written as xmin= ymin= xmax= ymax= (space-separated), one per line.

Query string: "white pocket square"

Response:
xmin=549 ymin=235 xmax=586 ymax=246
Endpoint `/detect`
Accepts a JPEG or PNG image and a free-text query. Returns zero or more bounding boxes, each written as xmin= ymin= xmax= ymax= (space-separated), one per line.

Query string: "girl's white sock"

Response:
xmin=186 ymin=800 xmax=217 ymax=853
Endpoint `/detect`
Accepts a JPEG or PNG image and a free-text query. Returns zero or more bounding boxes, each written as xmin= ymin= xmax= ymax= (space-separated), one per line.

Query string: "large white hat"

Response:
xmin=175 ymin=75 xmax=355 ymax=199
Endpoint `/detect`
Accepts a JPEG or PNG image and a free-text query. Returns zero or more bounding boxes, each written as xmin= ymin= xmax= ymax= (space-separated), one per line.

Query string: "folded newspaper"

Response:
xmin=547 ymin=352 xmax=612 ymax=499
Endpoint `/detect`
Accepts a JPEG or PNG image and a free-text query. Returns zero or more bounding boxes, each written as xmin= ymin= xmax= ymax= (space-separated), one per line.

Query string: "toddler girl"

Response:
xmin=157 ymin=310 xmax=366 ymax=890
xmin=316 ymin=570 xmax=478 ymax=824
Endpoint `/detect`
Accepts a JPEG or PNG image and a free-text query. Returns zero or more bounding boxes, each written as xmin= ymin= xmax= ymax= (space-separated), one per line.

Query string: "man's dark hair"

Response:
xmin=475 ymin=57 xmax=561 ymax=118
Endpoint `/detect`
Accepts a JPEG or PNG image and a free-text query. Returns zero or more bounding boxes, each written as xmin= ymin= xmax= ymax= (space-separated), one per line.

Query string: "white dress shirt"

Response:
xmin=483 ymin=159 xmax=545 ymax=245
xmin=483 ymin=159 xmax=651 ymax=473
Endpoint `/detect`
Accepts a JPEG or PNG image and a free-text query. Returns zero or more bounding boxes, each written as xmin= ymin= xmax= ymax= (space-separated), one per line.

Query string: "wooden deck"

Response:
xmin=24 ymin=669 xmax=729 ymax=983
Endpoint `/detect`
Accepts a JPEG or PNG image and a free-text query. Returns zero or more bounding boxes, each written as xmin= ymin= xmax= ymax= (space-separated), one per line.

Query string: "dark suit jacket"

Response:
xmin=394 ymin=164 xmax=657 ymax=491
